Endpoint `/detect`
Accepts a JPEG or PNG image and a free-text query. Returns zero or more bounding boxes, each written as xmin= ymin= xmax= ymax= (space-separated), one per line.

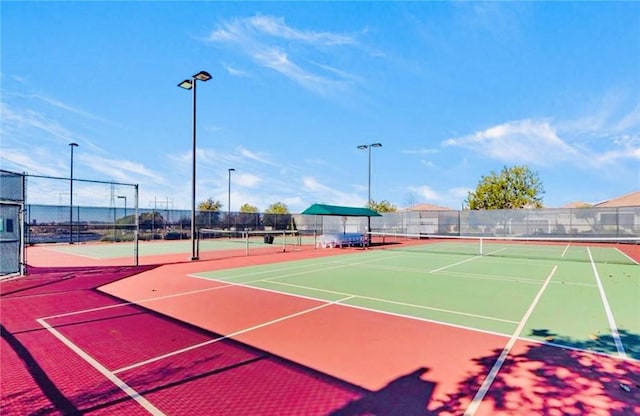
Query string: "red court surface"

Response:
xmin=2 ymin=245 xmax=639 ymax=415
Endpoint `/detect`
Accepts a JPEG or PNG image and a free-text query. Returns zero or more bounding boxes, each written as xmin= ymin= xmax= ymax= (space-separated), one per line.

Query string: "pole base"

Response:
xmin=190 ymin=256 xmax=199 ymax=261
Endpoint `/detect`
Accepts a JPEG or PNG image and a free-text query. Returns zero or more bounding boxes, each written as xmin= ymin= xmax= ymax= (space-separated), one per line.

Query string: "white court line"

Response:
xmin=429 ymin=255 xmax=484 ymax=273
xmin=464 ymin=265 xmax=558 ymax=416
xmin=113 ymin=295 xmax=354 ymax=374
xmin=614 ymin=247 xmax=639 ymax=265
xmin=41 ymin=282 xmax=239 ymax=321
xmin=41 ymin=246 xmax=102 ymax=260
xmin=189 ymin=252 xmax=403 ymax=283
xmin=561 ymin=243 xmax=571 ymax=258
xmin=588 ymin=247 xmax=627 ymax=358
xmin=429 ymin=247 xmax=510 ymax=274
xmin=265 ymin=279 xmax=519 ymax=324
xmin=36 ymin=318 xmax=166 ymax=416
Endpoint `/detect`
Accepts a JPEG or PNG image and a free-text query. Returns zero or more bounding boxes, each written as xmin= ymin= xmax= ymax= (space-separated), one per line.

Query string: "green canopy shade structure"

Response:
xmin=301 ymin=204 xmax=381 ymax=217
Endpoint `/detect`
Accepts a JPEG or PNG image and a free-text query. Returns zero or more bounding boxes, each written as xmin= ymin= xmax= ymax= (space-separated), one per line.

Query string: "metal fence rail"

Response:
xmin=25 ymin=205 xmax=639 ymax=245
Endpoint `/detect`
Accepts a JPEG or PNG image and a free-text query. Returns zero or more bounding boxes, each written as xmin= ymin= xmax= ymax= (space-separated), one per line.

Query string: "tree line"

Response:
xmin=197 ymin=165 xmax=545 ymax=214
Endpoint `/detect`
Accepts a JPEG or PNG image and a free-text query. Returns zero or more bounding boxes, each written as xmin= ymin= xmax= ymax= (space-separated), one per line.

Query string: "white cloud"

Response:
xmin=78 ymin=154 xmax=166 ymax=184
xmin=407 ymin=185 xmax=441 ymax=201
xmin=246 ymin=15 xmax=356 ymax=46
xmin=238 ymin=146 xmax=275 ymax=166
xmin=0 ymin=147 xmax=61 ymax=177
xmin=302 ymin=176 xmax=364 ymax=206
xmin=206 ymin=15 xmax=359 ymax=96
xmin=444 ymin=119 xmax=579 ymax=165
xmin=449 ymin=187 xmax=471 ymax=199
xmin=223 ymin=63 xmax=251 ymax=78
xmin=234 ymin=172 xmax=263 ymax=188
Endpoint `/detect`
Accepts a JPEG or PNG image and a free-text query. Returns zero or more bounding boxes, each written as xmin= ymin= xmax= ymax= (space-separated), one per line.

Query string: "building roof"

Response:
xmin=401 ymin=203 xmax=454 ymax=211
xmin=301 ymin=204 xmax=382 ymax=217
xmin=593 ymin=191 xmax=640 ymax=208
xmin=560 ymin=201 xmax=593 ymax=209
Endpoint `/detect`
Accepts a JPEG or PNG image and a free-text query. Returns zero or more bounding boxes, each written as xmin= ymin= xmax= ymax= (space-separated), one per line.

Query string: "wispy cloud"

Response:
xmin=235 ymin=172 xmax=263 ymax=188
xmin=407 ymin=185 xmax=441 ymax=201
xmin=78 ymin=154 xmax=166 ymax=185
xmin=31 ymin=94 xmax=117 ymax=126
xmin=223 ymin=63 xmax=251 ymax=78
xmin=206 ymin=15 xmax=360 ymax=96
xmin=238 ymin=146 xmax=277 ymax=166
xmin=0 ymin=148 xmax=61 ymax=177
xmin=302 ymin=176 xmax=364 ymax=206
xmin=444 ymin=119 xmax=579 ymax=166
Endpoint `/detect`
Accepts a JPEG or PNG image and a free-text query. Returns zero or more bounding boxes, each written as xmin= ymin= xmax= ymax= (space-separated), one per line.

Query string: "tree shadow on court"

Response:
xmin=5 ymin=264 xmax=639 ymax=415
xmin=329 ymin=367 xmax=436 ymax=416
xmin=431 ymin=329 xmax=640 ymax=415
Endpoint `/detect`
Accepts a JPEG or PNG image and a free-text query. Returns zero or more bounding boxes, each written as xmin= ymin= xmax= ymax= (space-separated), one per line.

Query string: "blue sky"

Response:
xmin=2 ymin=1 xmax=639 ymax=212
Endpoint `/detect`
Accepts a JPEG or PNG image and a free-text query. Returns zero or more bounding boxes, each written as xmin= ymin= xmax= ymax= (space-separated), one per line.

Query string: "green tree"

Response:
xmin=263 ymin=202 xmax=291 ymax=230
xmin=466 ymin=165 xmax=544 ymax=210
xmin=198 ymin=198 xmax=223 ymax=212
xmin=239 ymin=203 xmax=259 ymax=213
xmin=368 ymin=200 xmax=397 ymax=213
xmin=264 ymin=202 xmax=289 ymax=214
xmin=139 ymin=211 xmax=164 ymax=230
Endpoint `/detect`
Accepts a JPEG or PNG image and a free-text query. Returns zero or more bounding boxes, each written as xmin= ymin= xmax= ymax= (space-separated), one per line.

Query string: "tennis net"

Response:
xmin=197 ymin=229 xmax=304 ymax=256
xmin=368 ymin=232 xmax=640 ymax=265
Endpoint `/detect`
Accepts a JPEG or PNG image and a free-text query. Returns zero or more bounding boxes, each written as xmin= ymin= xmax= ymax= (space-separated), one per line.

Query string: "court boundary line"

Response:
xmin=41 ymin=246 xmax=102 ymax=260
xmin=112 ymin=295 xmax=354 ymax=374
xmin=613 ymin=246 xmax=639 ymax=265
xmin=343 ymin=261 xmax=565 ymax=286
xmin=588 ymin=247 xmax=627 ymax=358
xmin=463 ymin=265 xmax=558 ymax=416
xmin=259 ymin=278 xmax=520 ymax=324
xmin=36 ymin=317 xmax=166 ymax=416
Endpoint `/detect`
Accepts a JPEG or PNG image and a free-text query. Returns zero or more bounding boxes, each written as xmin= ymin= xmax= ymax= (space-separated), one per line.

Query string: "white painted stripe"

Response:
xmin=42 ymin=283 xmax=238 ymax=320
xmin=464 ymin=265 xmax=557 ymax=416
xmin=265 ymin=279 xmax=519 ymax=324
xmin=429 ymin=255 xmax=483 ymax=273
xmin=516 ymin=336 xmax=640 ymax=363
xmin=587 ymin=247 xmax=627 ymax=358
xmin=37 ymin=318 xmax=165 ymax=415
xmin=613 ymin=247 xmax=639 ymax=265
xmin=429 ymin=247 xmax=510 ymax=274
xmin=113 ymin=295 xmax=354 ymax=373
xmin=561 ymin=243 xmax=570 ymax=258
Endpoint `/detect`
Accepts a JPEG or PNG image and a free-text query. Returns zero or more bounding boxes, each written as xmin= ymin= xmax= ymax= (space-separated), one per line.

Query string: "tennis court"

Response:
xmin=2 ymin=235 xmax=639 ymax=415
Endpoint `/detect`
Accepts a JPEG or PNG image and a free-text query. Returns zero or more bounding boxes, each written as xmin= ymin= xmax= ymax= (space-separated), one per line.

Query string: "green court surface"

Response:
xmin=193 ymin=246 xmax=639 ymax=360
xmin=39 ymin=235 xmax=312 ymax=259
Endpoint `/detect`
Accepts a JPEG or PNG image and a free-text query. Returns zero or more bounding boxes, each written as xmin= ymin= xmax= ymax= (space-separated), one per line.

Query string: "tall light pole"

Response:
xmin=357 ymin=142 xmax=382 ymax=238
xmin=68 ymin=142 xmax=78 ymax=244
xmin=178 ymin=70 xmax=212 ymax=260
xmin=228 ymin=168 xmax=235 ymax=230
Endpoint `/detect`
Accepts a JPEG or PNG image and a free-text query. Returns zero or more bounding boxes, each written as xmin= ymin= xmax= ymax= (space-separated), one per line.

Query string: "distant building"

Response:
xmin=593 ymin=191 xmax=640 ymax=208
xmin=401 ymin=203 xmax=454 ymax=211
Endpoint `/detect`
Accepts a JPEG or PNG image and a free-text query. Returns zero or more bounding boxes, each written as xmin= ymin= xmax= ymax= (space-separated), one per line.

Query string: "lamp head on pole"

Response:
xmin=177 ymin=79 xmax=193 ymax=90
xmin=69 ymin=142 xmax=79 ymax=148
xmin=193 ymin=71 xmax=212 ymax=82
xmin=371 ymin=143 xmax=382 ymax=148
xmin=357 ymin=144 xmax=368 ymax=150
xmin=228 ymin=168 xmax=235 ymax=173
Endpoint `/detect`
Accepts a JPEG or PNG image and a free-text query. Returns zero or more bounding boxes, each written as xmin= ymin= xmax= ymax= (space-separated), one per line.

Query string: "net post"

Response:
xmin=134 ymin=184 xmax=139 ymax=266
xmin=281 ymin=230 xmax=286 ymax=252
